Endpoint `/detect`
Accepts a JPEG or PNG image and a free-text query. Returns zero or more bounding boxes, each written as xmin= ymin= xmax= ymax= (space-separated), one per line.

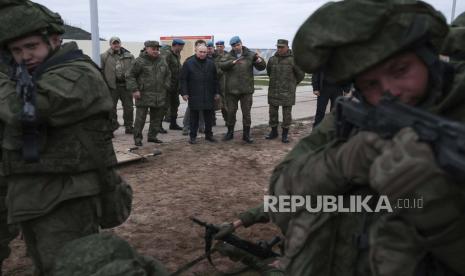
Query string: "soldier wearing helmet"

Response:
xmin=0 ymin=1 xmax=132 ymax=274
xmin=217 ymin=1 xmax=465 ymax=275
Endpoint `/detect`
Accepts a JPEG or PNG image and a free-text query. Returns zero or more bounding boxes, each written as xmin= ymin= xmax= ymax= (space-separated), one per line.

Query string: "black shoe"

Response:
xmin=223 ymin=126 xmax=234 ymax=141
xmin=206 ymin=135 xmax=217 ymax=143
xmin=159 ymin=127 xmax=168 ymax=134
xmin=125 ymin=127 xmax=134 ymax=134
xmin=148 ymin=138 xmax=163 ymax=143
xmin=242 ymin=126 xmax=254 ymax=144
xmin=282 ymin=128 xmax=290 ymax=143
xmin=189 ymin=137 xmax=197 ymax=144
xmin=170 ymin=117 xmax=183 ymax=130
xmin=265 ymin=127 xmax=278 ymax=140
xmin=170 ymin=124 xmax=183 ymax=130
xmin=135 ymin=140 xmax=142 ymax=147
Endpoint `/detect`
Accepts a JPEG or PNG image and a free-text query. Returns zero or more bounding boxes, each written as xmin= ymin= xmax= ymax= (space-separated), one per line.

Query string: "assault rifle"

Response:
xmin=191 ymin=217 xmax=281 ymax=264
xmin=335 ymin=95 xmax=465 ymax=180
xmin=15 ymin=62 xmax=39 ymax=162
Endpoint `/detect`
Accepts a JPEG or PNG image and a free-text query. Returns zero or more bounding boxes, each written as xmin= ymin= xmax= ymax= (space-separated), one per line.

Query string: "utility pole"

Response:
xmin=89 ymin=0 xmax=101 ymax=66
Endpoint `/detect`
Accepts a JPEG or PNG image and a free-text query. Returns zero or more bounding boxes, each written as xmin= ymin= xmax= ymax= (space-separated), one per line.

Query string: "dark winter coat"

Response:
xmin=180 ymin=56 xmax=219 ymax=110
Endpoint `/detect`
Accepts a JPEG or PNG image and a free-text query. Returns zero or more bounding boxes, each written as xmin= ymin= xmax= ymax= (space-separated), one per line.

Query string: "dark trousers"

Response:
xmin=313 ymin=88 xmax=342 ymax=127
xmin=190 ymin=109 xmax=213 ymax=138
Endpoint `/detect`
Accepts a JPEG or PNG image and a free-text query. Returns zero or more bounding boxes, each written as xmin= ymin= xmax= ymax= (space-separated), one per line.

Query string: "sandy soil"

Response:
xmin=3 ymin=120 xmax=312 ymax=276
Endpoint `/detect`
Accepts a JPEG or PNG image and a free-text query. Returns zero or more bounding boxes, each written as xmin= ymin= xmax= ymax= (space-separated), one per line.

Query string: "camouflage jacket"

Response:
xmin=0 ymin=42 xmax=117 ymax=223
xmin=213 ymin=50 xmax=228 ymax=96
xmin=266 ymin=50 xmax=305 ymax=106
xmin=126 ymin=52 xmax=171 ymax=108
xmin=218 ymin=46 xmax=266 ymax=95
xmin=100 ymin=47 xmax=135 ymax=89
xmin=267 ymin=62 xmax=465 ymax=275
xmin=161 ymin=47 xmax=181 ymax=94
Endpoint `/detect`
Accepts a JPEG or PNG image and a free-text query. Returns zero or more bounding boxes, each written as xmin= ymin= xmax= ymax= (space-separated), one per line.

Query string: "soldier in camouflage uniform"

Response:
xmin=220 ymin=1 xmax=465 ymax=275
xmin=0 ymin=56 xmax=19 ymax=275
xmin=219 ymin=36 xmax=266 ymax=143
xmin=101 ymin=36 xmax=135 ymax=134
xmin=161 ymin=39 xmax=184 ymax=131
xmin=268 ymin=1 xmax=465 ymax=275
xmin=441 ymin=12 xmax=465 ymax=62
xmin=213 ymin=40 xmax=228 ymax=124
xmin=127 ymin=41 xmax=171 ymax=146
xmin=265 ymin=39 xmax=305 ymax=143
xmin=0 ymin=1 xmax=132 ymax=274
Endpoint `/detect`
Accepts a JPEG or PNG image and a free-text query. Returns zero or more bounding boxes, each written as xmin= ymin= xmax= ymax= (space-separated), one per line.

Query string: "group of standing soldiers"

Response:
xmin=100 ymin=35 xmax=305 ymax=146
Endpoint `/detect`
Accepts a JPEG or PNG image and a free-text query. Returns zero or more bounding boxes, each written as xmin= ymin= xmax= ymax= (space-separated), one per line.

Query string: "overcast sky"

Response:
xmin=33 ymin=0 xmax=465 ymax=48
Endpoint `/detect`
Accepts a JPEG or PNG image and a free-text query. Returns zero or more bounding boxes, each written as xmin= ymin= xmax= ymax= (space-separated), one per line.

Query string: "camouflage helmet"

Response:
xmin=292 ymin=0 xmax=448 ymax=83
xmin=0 ymin=0 xmax=65 ymax=46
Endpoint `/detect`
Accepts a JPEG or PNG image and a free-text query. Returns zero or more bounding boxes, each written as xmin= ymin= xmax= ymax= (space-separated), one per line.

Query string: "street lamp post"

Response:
xmin=452 ymin=0 xmax=457 ymax=23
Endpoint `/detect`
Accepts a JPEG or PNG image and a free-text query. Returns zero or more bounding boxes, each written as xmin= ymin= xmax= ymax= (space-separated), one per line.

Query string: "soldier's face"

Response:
xmin=277 ymin=45 xmax=288 ymax=56
xmin=232 ymin=43 xmax=242 ymax=53
xmin=146 ymin=47 xmax=160 ymax=58
xmin=173 ymin=44 xmax=184 ymax=54
xmin=207 ymin=46 xmax=215 ymax=55
xmin=355 ymin=52 xmax=429 ymax=106
xmin=111 ymin=41 xmax=121 ymax=52
xmin=8 ymin=35 xmax=58 ymax=72
xmin=216 ymin=45 xmax=225 ymax=52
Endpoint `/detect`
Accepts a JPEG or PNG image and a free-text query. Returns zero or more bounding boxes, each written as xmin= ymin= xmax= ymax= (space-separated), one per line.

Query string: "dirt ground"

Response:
xmin=3 ymin=120 xmax=313 ymax=276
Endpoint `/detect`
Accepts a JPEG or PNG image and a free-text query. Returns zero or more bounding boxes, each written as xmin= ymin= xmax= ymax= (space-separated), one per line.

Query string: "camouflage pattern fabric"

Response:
xmin=267 ymin=1 xmax=465 ymax=275
xmin=161 ymin=47 xmax=182 ymax=119
xmin=266 ymin=50 xmax=304 ymax=107
xmin=133 ymin=106 xmax=165 ymax=143
xmin=101 ymin=48 xmax=135 ymax=130
xmin=292 ymin=0 xmax=448 ymax=83
xmin=225 ymin=93 xmax=253 ymax=127
xmin=268 ymin=105 xmax=292 ymax=129
xmin=53 ymin=233 xmax=169 ymax=276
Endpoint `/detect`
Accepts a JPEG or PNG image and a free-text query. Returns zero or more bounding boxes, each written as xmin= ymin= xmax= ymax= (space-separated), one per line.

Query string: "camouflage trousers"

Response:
xmin=20 ymin=196 xmax=100 ymax=276
xmin=0 ymin=177 xmax=18 ymax=272
xmin=110 ymin=84 xmax=134 ymax=130
xmin=269 ymin=105 xmax=292 ymax=128
xmin=225 ymin=93 xmax=253 ymax=127
xmin=134 ymin=106 xmax=164 ymax=142
xmin=164 ymin=90 xmax=180 ymax=120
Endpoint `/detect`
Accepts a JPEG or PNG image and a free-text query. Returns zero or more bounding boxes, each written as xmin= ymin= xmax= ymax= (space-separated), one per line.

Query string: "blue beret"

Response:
xmin=172 ymin=39 xmax=185 ymax=46
xmin=206 ymin=41 xmax=214 ymax=47
xmin=215 ymin=40 xmax=224 ymax=46
xmin=229 ymin=36 xmax=242 ymax=46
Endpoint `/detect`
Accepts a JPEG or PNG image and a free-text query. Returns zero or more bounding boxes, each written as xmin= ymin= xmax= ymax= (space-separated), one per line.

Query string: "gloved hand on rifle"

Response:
xmin=369 ymin=127 xmax=465 ymax=274
xmin=214 ymin=220 xmax=243 ymax=240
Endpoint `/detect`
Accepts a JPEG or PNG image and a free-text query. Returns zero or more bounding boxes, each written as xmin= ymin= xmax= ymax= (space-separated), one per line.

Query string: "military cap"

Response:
xmin=276 ymin=39 xmax=289 ymax=47
xmin=215 ymin=40 xmax=225 ymax=46
xmin=109 ymin=36 xmax=121 ymax=44
xmin=292 ymin=0 xmax=448 ymax=83
xmin=0 ymin=0 xmax=65 ymax=45
xmin=144 ymin=40 xmax=160 ymax=48
xmin=172 ymin=38 xmax=185 ymax=46
xmin=229 ymin=36 xmax=242 ymax=46
xmin=207 ymin=41 xmax=214 ymax=47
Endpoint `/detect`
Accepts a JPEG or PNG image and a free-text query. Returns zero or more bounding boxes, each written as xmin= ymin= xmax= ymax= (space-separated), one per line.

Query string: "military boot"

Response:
xmin=223 ymin=126 xmax=234 ymax=141
xmin=159 ymin=120 xmax=168 ymax=134
xmin=242 ymin=126 xmax=254 ymax=144
xmin=265 ymin=127 xmax=278 ymax=140
xmin=169 ymin=117 xmax=183 ymax=130
xmin=282 ymin=128 xmax=290 ymax=143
